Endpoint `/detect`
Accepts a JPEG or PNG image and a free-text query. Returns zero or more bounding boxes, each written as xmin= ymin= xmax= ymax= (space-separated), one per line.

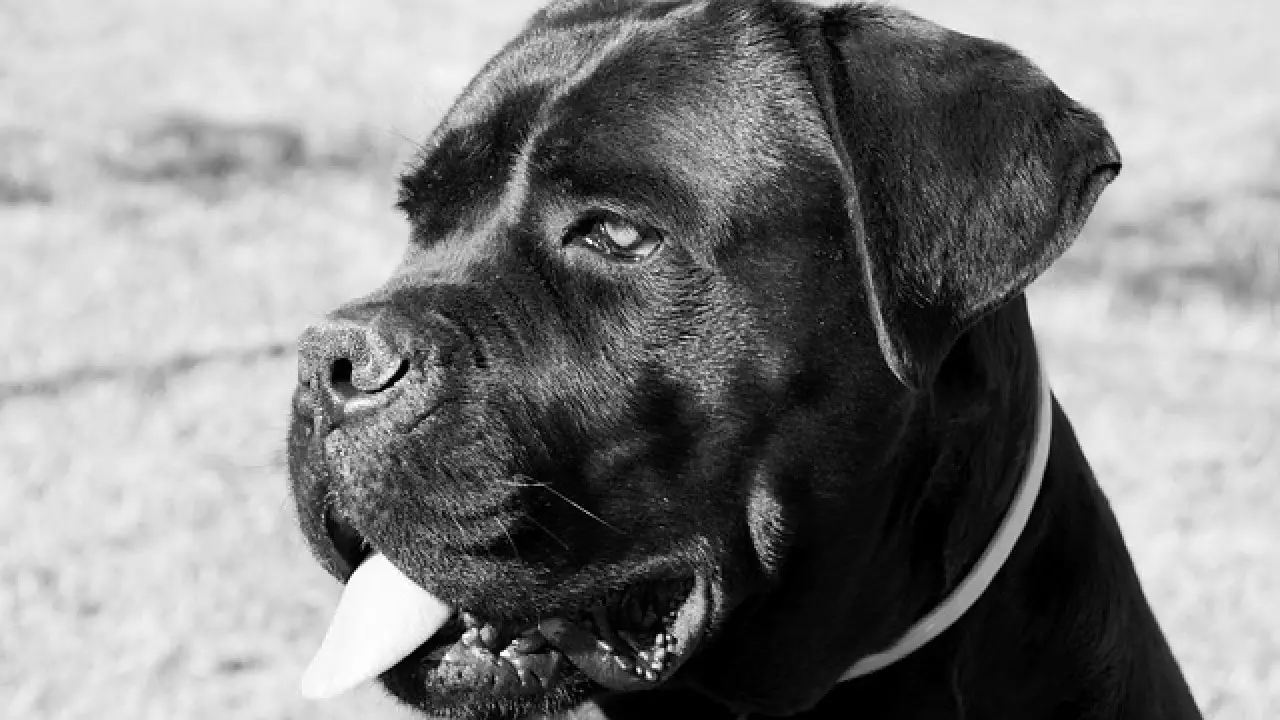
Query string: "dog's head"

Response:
xmin=287 ymin=1 xmax=1118 ymax=717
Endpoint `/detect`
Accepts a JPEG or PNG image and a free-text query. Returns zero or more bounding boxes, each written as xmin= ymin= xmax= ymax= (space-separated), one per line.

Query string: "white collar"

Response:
xmin=839 ymin=355 xmax=1053 ymax=682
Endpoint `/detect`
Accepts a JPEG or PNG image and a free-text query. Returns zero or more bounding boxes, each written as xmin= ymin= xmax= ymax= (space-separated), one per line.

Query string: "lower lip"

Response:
xmin=422 ymin=641 xmax=568 ymax=696
xmin=396 ymin=574 xmax=708 ymax=699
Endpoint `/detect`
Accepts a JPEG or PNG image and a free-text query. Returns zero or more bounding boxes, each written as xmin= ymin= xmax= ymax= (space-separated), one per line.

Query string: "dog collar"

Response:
xmin=839 ymin=358 xmax=1053 ymax=682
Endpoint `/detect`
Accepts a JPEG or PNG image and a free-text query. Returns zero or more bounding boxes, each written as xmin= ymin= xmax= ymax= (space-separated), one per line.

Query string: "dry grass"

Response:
xmin=2 ymin=1 xmax=1276 ymax=718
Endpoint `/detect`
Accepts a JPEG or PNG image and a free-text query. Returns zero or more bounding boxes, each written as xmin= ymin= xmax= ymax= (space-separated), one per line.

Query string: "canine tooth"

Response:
xmin=479 ymin=624 xmax=502 ymax=648
xmin=461 ymin=612 xmax=482 ymax=629
xmin=643 ymin=667 xmax=658 ymax=682
xmin=461 ymin=628 xmax=482 ymax=647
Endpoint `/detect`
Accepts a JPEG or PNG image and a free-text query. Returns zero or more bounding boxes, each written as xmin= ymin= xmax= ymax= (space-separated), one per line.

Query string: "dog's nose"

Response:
xmin=297 ymin=308 xmax=411 ymax=426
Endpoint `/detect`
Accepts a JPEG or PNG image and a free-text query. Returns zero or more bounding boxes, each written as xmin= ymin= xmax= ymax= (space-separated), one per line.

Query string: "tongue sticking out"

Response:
xmin=300 ymin=554 xmax=452 ymax=700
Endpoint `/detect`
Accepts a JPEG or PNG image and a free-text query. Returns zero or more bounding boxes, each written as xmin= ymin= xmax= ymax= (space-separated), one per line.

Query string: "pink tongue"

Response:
xmin=300 ymin=554 xmax=452 ymax=700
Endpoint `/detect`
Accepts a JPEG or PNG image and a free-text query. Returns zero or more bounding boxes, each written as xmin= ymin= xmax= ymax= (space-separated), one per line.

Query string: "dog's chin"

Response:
xmin=379 ymin=574 xmax=711 ymax=719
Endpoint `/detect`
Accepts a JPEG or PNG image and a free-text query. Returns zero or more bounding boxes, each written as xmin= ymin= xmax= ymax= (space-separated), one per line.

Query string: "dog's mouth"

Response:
xmin=419 ymin=574 xmax=701 ymax=694
xmin=301 ymin=552 xmax=709 ymax=702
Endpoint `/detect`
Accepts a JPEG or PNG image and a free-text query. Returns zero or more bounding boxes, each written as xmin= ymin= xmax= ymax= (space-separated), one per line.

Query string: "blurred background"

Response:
xmin=1 ymin=1 xmax=1276 ymax=718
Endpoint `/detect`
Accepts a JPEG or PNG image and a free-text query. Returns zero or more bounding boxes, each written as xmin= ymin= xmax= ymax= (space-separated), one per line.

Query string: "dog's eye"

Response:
xmin=566 ymin=218 xmax=662 ymax=262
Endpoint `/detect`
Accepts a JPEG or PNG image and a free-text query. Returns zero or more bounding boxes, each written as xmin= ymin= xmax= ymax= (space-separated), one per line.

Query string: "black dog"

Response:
xmin=287 ymin=1 xmax=1203 ymax=718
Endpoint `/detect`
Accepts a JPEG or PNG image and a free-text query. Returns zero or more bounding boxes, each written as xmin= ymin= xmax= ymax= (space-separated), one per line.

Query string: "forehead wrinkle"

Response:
xmin=511 ymin=3 xmax=823 ymax=240
xmin=409 ymin=18 xmax=622 ymax=168
xmin=509 ymin=2 xmax=709 ymax=194
xmin=416 ymin=18 xmax=652 ymax=237
xmin=531 ymin=0 xmax=706 ymax=118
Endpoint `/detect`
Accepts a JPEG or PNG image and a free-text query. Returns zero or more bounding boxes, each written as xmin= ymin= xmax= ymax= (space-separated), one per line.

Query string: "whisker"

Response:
xmin=503 ymin=474 xmax=621 ymax=534
xmin=448 ymin=513 xmax=467 ymax=538
xmin=493 ymin=515 xmax=521 ymax=560
xmin=524 ymin=515 xmax=571 ymax=551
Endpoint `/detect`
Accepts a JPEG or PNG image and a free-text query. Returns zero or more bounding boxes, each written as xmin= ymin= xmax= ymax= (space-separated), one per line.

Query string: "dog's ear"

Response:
xmin=785 ymin=5 xmax=1120 ymax=388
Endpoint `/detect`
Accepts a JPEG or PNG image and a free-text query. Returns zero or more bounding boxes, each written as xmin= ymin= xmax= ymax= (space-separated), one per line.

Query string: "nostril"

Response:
xmin=325 ymin=356 xmax=410 ymax=422
xmin=297 ymin=309 xmax=413 ymax=426
xmin=330 ymin=358 xmax=354 ymax=386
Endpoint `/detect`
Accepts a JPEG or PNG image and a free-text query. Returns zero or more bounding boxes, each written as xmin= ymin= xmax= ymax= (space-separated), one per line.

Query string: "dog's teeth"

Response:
xmin=512 ymin=630 xmax=547 ymax=654
xmin=642 ymin=667 xmax=658 ymax=682
xmin=614 ymin=654 xmax=635 ymax=671
xmin=617 ymin=630 xmax=643 ymax=653
xmin=517 ymin=666 xmax=539 ymax=692
xmin=479 ymin=624 xmax=502 ymax=648
xmin=461 ymin=628 xmax=482 ymax=647
xmin=461 ymin=612 xmax=482 ymax=629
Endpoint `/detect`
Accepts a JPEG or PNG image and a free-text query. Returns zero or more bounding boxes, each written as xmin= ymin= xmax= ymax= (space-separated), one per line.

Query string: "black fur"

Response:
xmin=287 ymin=1 xmax=1201 ymax=718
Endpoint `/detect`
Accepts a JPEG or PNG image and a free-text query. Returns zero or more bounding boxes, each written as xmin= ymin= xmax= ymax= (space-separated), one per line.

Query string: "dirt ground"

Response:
xmin=2 ymin=1 xmax=1276 ymax=718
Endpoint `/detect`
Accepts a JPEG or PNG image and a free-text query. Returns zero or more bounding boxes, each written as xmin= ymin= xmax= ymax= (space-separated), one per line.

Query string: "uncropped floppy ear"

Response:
xmin=783 ymin=4 xmax=1121 ymax=388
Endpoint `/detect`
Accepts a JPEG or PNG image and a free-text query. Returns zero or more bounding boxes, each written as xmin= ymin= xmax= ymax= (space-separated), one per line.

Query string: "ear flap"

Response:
xmin=786 ymin=5 xmax=1120 ymax=388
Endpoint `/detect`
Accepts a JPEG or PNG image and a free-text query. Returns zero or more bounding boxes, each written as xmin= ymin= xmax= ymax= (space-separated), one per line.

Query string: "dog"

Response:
xmin=286 ymin=1 xmax=1203 ymax=718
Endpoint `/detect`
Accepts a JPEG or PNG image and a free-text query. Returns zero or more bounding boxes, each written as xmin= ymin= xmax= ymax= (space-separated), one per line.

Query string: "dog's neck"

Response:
xmin=838 ymin=353 xmax=1053 ymax=682
xmin=813 ymin=307 xmax=1202 ymax=719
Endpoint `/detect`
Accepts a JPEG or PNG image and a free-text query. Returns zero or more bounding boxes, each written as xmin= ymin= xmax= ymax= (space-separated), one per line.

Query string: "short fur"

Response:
xmin=287 ymin=2 xmax=1202 ymax=718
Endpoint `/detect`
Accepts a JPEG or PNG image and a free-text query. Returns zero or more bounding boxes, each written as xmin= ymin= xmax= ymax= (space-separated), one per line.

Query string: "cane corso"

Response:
xmin=287 ymin=1 xmax=1203 ymax=718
